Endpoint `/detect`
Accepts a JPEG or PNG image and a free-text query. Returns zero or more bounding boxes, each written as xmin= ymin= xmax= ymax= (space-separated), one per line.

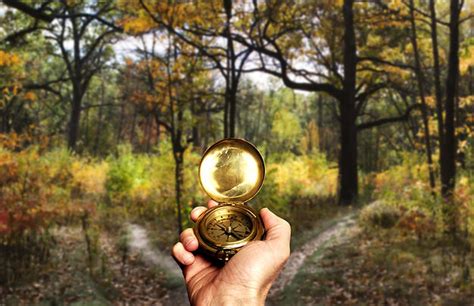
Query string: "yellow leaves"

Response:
xmin=458 ymin=139 xmax=468 ymax=152
xmin=318 ymin=0 xmax=344 ymax=8
xmin=1 ymin=51 xmax=24 ymax=103
xmin=335 ymin=0 xmax=344 ymax=7
xmin=121 ymin=15 xmax=156 ymax=34
xmin=459 ymin=95 xmax=474 ymax=107
xmin=466 ymin=114 xmax=474 ymax=124
xmin=389 ymin=0 xmax=403 ymax=9
xmin=458 ymin=176 xmax=469 ymax=188
xmin=269 ymin=154 xmax=337 ymax=198
xmin=71 ymin=161 xmax=109 ymax=196
xmin=425 ymin=96 xmax=435 ymax=108
xmin=119 ymin=0 xmax=224 ymax=33
xmin=300 ymin=120 xmax=320 ymax=154
xmin=428 ymin=117 xmax=438 ymax=135
xmin=0 ymin=132 xmax=22 ymax=150
xmin=0 ymin=51 xmax=21 ymax=67
xmin=24 ymin=91 xmax=37 ymax=102
xmin=124 ymin=57 xmax=134 ymax=68
xmin=460 ymin=45 xmax=474 ymax=75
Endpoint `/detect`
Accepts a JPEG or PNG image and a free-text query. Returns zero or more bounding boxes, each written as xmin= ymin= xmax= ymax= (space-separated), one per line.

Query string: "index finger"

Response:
xmin=190 ymin=206 xmax=207 ymax=222
xmin=208 ymin=199 xmax=218 ymax=208
xmin=190 ymin=200 xmax=219 ymax=222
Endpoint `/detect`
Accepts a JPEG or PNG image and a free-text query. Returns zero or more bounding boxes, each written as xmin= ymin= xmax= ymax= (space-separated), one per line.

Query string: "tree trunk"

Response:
xmin=204 ymin=105 xmax=210 ymax=150
xmin=93 ymin=81 xmax=105 ymax=155
xmin=130 ymin=105 xmax=138 ymax=145
xmin=223 ymin=92 xmax=229 ymax=138
xmin=68 ymin=85 xmax=82 ymax=150
xmin=116 ymin=100 xmax=125 ymax=146
xmin=408 ymin=0 xmax=436 ymax=191
xmin=442 ymin=0 xmax=460 ymax=197
xmin=338 ymin=0 xmax=358 ymax=205
xmin=429 ymin=0 xmax=445 ymax=155
xmin=192 ymin=100 xmax=201 ymax=149
xmin=228 ymin=87 xmax=237 ymax=137
xmin=145 ymin=114 xmax=152 ymax=153
xmin=224 ymin=0 xmax=237 ymax=138
xmin=174 ymin=150 xmax=184 ymax=235
xmin=339 ymin=101 xmax=358 ymax=205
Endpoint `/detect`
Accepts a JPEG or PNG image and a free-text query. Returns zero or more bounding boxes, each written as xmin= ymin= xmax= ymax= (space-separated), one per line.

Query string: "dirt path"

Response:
xmin=126 ymin=223 xmax=189 ymax=306
xmin=125 ymin=215 xmax=359 ymax=305
xmin=126 ymin=224 xmax=181 ymax=278
xmin=269 ymin=213 xmax=360 ymax=297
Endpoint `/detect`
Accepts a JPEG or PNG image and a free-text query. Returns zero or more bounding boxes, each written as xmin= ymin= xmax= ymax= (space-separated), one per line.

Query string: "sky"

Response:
xmin=113 ymin=34 xmax=281 ymax=92
xmin=0 ymin=3 xmax=304 ymax=95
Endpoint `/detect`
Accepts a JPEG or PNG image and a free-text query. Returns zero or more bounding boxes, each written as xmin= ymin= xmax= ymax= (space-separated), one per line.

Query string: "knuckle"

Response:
xmin=191 ymin=206 xmax=205 ymax=217
xmin=279 ymin=219 xmax=292 ymax=234
xmin=191 ymin=206 xmax=202 ymax=213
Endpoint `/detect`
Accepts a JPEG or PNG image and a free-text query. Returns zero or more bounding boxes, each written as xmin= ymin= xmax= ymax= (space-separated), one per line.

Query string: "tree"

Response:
xmin=0 ymin=50 xmax=28 ymax=134
xmin=3 ymin=0 xmax=123 ymax=150
xmin=407 ymin=0 xmax=436 ymax=190
xmin=124 ymin=0 xmax=253 ymax=138
xmin=231 ymin=0 xmax=421 ymax=204
xmin=442 ymin=0 xmax=462 ymax=199
xmin=124 ymin=30 xmax=217 ymax=233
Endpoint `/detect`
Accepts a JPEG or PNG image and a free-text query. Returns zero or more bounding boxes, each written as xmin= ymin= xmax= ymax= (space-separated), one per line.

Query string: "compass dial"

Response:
xmin=194 ymin=204 xmax=265 ymax=261
xmin=206 ymin=213 xmax=253 ymax=243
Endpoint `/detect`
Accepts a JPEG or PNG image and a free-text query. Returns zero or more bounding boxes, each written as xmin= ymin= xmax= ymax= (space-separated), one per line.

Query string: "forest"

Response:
xmin=0 ymin=0 xmax=473 ymax=305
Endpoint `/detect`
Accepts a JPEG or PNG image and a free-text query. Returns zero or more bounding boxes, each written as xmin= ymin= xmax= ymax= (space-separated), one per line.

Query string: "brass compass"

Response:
xmin=194 ymin=138 xmax=265 ymax=262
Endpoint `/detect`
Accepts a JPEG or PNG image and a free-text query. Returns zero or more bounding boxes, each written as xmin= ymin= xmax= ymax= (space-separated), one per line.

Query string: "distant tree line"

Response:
xmin=1 ymin=0 xmax=472 ymax=215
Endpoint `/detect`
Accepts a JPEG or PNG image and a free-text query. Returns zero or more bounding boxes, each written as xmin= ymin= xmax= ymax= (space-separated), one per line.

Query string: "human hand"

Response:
xmin=172 ymin=200 xmax=291 ymax=306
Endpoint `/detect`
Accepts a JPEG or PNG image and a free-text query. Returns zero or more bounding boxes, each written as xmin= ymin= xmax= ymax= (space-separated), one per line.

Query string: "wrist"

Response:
xmin=211 ymin=291 xmax=265 ymax=306
xmin=201 ymin=284 xmax=266 ymax=306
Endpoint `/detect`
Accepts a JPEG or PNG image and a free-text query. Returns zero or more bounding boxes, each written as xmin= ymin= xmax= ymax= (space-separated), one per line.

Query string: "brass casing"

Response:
xmin=194 ymin=204 xmax=264 ymax=262
xmin=195 ymin=138 xmax=265 ymax=262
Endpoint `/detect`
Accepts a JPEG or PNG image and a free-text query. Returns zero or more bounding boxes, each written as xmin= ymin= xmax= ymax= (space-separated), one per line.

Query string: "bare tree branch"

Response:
xmin=357 ymin=103 xmax=422 ymax=130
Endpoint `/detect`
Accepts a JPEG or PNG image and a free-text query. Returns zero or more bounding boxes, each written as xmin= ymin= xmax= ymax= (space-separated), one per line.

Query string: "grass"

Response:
xmin=274 ymin=228 xmax=474 ymax=305
xmin=3 ymin=194 xmax=472 ymax=305
xmin=0 ymin=224 xmax=173 ymax=306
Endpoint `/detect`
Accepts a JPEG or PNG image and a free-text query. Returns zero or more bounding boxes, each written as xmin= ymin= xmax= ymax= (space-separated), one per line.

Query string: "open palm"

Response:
xmin=172 ymin=200 xmax=291 ymax=306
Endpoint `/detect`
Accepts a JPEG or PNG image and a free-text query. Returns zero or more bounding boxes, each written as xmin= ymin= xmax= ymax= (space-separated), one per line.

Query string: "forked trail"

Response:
xmin=126 ymin=213 xmax=359 ymax=305
xmin=270 ymin=213 xmax=359 ymax=297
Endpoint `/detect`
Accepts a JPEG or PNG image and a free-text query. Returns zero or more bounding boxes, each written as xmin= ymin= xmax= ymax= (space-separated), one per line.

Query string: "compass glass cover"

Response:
xmin=204 ymin=211 xmax=253 ymax=243
xmin=199 ymin=139 xmax=265 ymax=203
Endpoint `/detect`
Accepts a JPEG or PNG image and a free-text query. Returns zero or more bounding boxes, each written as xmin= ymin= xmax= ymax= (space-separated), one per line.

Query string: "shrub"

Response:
xmin=369 ymin=152 xmax=474 ymax=238
xmin=269 ymin=153 xmax=337 ymax=199
xmin=0 ymin=145 xmax=79 ymax=284
xmin=105 ymin=144 xmax=145 ymax=201
xmin=397 ymin=208 xmax=436 ymax=239
xmin=360 ymin=200 xmax=401 ymax=229
xmin=104 ymin=143 xmax=205 ymax=221
xmin=71 ymin=160 xmax=108 ymax=198
xmin=253 ymin=168 xmax=289 ymax=215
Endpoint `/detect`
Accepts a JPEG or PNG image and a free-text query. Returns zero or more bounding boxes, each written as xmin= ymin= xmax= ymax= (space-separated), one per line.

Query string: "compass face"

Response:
xmin=206 ymin=213 xmax=253 ymax=243
xmin=194 ymin=204 xmax=265 ymax=261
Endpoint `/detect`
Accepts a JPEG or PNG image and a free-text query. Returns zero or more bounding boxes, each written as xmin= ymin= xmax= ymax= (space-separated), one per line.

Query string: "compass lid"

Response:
xmin=199 ymin=138 xmax=265 ymax=204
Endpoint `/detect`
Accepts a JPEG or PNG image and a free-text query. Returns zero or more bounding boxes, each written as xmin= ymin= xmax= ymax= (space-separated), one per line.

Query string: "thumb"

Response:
xmin=260 ymin=208 xmax=291 ymax=249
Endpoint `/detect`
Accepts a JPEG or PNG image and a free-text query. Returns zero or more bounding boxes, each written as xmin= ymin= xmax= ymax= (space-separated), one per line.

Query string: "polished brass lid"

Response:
xmin=199 ymin=138 xmax=265 ymax=204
